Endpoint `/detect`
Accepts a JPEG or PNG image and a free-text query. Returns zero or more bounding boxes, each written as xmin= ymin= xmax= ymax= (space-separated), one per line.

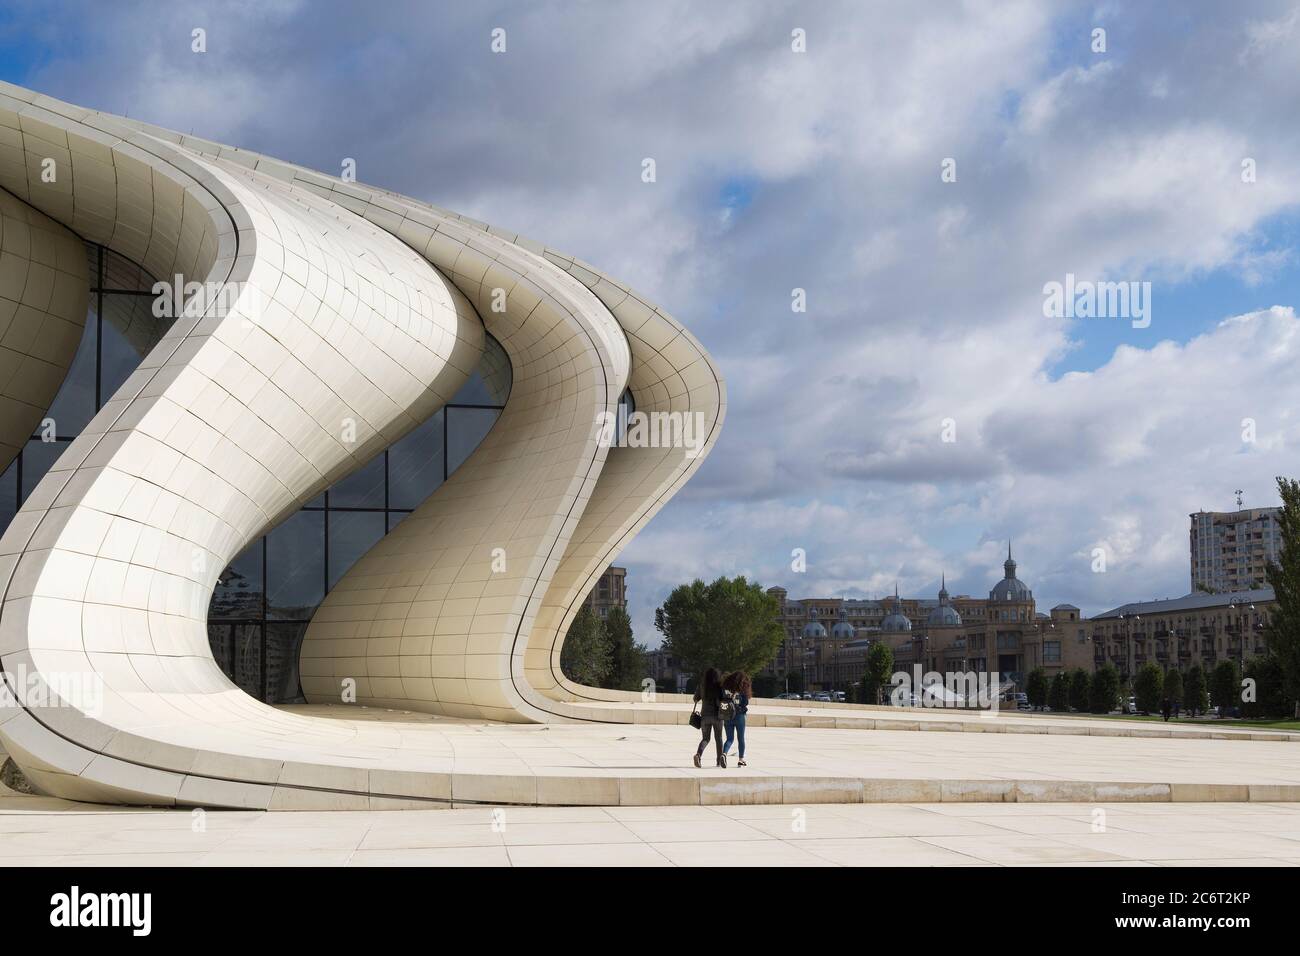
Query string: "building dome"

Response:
xmin=926 ymin=574 xmax=962 ymax=627
xmin=831 ymin=618 xmax=856 ymax=638
xmin=880 ymin=585 xmax=913 ymax=633
xmin=802 ymin=618 xmax=827 ymax=638
xmin=989 ymin=542 xmax=1032 ymax=602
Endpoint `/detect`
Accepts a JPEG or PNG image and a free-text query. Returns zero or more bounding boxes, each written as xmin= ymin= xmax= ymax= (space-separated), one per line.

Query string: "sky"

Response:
xmin=3 ymin=0 xmax=1300 ymax=646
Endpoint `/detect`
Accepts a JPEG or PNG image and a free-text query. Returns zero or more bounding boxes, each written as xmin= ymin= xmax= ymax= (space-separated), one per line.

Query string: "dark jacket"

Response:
xmin=694 ymin=684 xmax=727 ymax=720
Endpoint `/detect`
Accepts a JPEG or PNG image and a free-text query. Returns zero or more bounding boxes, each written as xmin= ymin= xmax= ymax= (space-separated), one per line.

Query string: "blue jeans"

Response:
xmin=723 ymin=712 xmax=746 ymax=758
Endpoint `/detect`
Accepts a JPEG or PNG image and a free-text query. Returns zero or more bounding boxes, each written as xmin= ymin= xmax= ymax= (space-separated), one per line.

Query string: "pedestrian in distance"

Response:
xmin=690 ymin=667 xmax=732 ymax=768
xmin=721 ymin=670 xmax=751 ymax=766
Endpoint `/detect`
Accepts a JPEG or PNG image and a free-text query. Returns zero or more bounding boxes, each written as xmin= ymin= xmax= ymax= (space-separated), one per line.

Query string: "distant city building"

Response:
xmin=764 ymin=545 xmax=1094 ymax=693
xmin=1190 ymin=507 xmax=1281 ymax=593
xmin=582 ymin=565 xmax=627 ymax=620
xmin=646 ymin=647 xmax=688 ymax=693
xmin=1089 ymin=587 xmax=1274 ymax=681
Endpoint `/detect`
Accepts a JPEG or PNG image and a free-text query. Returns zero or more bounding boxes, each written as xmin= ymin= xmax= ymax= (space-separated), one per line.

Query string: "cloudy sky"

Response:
xmin=3 ymin=1 xmax=1299 ymax=644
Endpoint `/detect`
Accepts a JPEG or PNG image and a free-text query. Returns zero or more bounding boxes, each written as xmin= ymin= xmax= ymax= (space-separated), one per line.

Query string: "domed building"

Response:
xmin=880 ymin=585 xmax=913 ymax=633
xmin=990 ymin=542 xmax=1032 ymax=603
xmin=761 ymin=545 xmax=1094 ymax=696
xmin=801 ymin=617 xmax=827 ymax=639
xmin=830 ymin=609 xmax=857 ymax=639
xmin=926 ymin=575 xmax=962 ymax=627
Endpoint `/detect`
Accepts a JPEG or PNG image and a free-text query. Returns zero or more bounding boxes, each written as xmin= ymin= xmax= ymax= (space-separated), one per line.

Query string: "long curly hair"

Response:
xmin=723 ymin=670 xmax=752 ymax=697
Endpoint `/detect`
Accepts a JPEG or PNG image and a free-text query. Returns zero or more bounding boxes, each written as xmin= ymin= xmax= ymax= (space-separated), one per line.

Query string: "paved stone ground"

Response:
xmin=1 ymin=792 xmax=1299 ymax=866
xmin=6 ymin=707 xmax=1300 ymax=808
xmin=270 ymin=705 xmax=1300 ymax=806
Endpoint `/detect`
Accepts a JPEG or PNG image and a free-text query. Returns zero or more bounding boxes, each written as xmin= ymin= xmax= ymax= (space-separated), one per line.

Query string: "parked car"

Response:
xmin=813 ymin=692 xmax=832 ymax=702
xmin=1123 ymin=696 xmax=1137 ymax=714
xmin=833 ymin=691 xmax=847 ymax=703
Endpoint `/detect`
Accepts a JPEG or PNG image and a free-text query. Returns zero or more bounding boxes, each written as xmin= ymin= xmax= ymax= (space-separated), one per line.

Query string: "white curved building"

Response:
xmin=0 ymin=82 xmax=724 ymax=806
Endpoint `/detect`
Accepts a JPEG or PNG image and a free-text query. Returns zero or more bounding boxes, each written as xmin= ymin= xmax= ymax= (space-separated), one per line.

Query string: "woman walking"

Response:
xmin=722 ymin=671 xmax=751 ymax=766
xmin=692 ymin=668 xmax=729 ymax=768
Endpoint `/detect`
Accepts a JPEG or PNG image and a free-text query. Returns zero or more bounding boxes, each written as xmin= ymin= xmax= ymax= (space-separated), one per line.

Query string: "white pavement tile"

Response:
xmin=3 ymin=796 xmax=1299 ymax=866
xmin=505 ymin=842 xmax=674 ymax=867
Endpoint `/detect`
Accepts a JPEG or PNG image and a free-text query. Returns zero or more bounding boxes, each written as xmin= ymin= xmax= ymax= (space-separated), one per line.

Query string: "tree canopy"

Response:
xmin=1133 ymin=662 xmax=1163 ymax=714
xmin=560 ymin=605 xmax=610 ymax=687
xmin=654 ymin=575 xmax=784 ymax=679
xmin=602 ymin=606 xmax=647 ymax=692
xmin=862 ymin=642 xmax=894 ymax=705
xmin=1265 ymin=476 xmax=1300 ymax=716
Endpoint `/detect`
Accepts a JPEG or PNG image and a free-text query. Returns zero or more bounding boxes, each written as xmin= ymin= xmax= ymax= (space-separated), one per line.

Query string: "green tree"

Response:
xmin=784 ymin=670 xmax=805 ymax=696
xmin=1209 ymin=660 xmax=1240 ymax=717
xmin=752 ymin=673 xmax=778 ymax=699
xmin=1089 ymin=663 xmax=1121 ymax=714
xmin=654 ymin=576 xmax=784 ymax=680
xmin=1183 ymin=664 xmax=1209 ymax=717
xmin=861 ymin=642 xmax=894 ymax=705
xmin=1026 ymin=667 xmax=1049 ymax=711
xmin=560 ymin=606 xmax=611 ymax=687
xmin=1048 ymin=671 xmax=1070 ymax=712
xmin=601 ymin=607 xmax=646 ymax=691
xmin=1132 ymin=662 xmax=1163 ymax=715
xmin=1164 ymin=668 xmax=1183 ymax=712
xmin=1265 ymin=476 xmax=1300 ymax=717
xmin=1068 ymin=668 xmax=1090 ymax=712
xmin=1242 ymin=655 xmax=1291 ymax=718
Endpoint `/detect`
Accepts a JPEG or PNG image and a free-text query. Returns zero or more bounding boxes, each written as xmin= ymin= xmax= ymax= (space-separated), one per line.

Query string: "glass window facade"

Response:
xmin=0 ymin=242 xmax=509 ymax=705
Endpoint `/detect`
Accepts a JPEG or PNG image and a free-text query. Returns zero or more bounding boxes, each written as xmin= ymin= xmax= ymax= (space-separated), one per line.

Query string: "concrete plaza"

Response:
xmin=250 ymin=703 xmax=1300 ymax=808
xmin=5 ymin=703 xmax=1299 ymax=865
xmin=2 ymin=793 xmax=1299 ymax=866
xmin=7 ymin=702 xmax=1298 ymax=810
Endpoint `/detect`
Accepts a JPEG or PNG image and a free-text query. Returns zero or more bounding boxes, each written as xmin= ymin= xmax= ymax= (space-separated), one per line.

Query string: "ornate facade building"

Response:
xmin=581 ymin=565 xmax=628 ymax=621
xmin=764 ymin=546 xmax=1093 ymax=693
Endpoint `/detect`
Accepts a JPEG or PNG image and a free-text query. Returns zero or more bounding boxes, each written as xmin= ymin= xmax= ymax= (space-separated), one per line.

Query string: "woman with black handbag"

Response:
xmin=691 ymin=667 xmax=730 ymax=768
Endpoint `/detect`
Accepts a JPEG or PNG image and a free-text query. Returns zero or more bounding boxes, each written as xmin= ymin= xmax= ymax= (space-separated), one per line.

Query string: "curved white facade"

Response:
xmin=0 ymin=190 xmax=88 ymax=472
xmin=0 ymin=82 xmax=723 ymax=805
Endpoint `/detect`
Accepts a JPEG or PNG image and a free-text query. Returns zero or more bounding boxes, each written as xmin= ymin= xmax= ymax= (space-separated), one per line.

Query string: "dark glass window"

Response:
xmin=266 ymin=511 xmax=325 ymax=620
xmin=328 ymin=510 xmax=385 ymax=590
xmin=0 ymin=459 xmax=16 ymax=530
xmin=387 ymin=410 xmax=444 ymax=509
xmin=447 ymin=407 xmax=500 ymax=472
xmin=266 ymin=623 xmax=309 ymax=705
xmin=99 ymin=294 xmax=169 ymax=403
xmin=212 ymin=541 xmax=263 ymax=620
xmin=43 ymin=299 xmax=98 ymax=436
xmin=328 ymin=451 xmax=386 ymax=508
xmin=229 ymin=624 xmax=263 ymax=698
